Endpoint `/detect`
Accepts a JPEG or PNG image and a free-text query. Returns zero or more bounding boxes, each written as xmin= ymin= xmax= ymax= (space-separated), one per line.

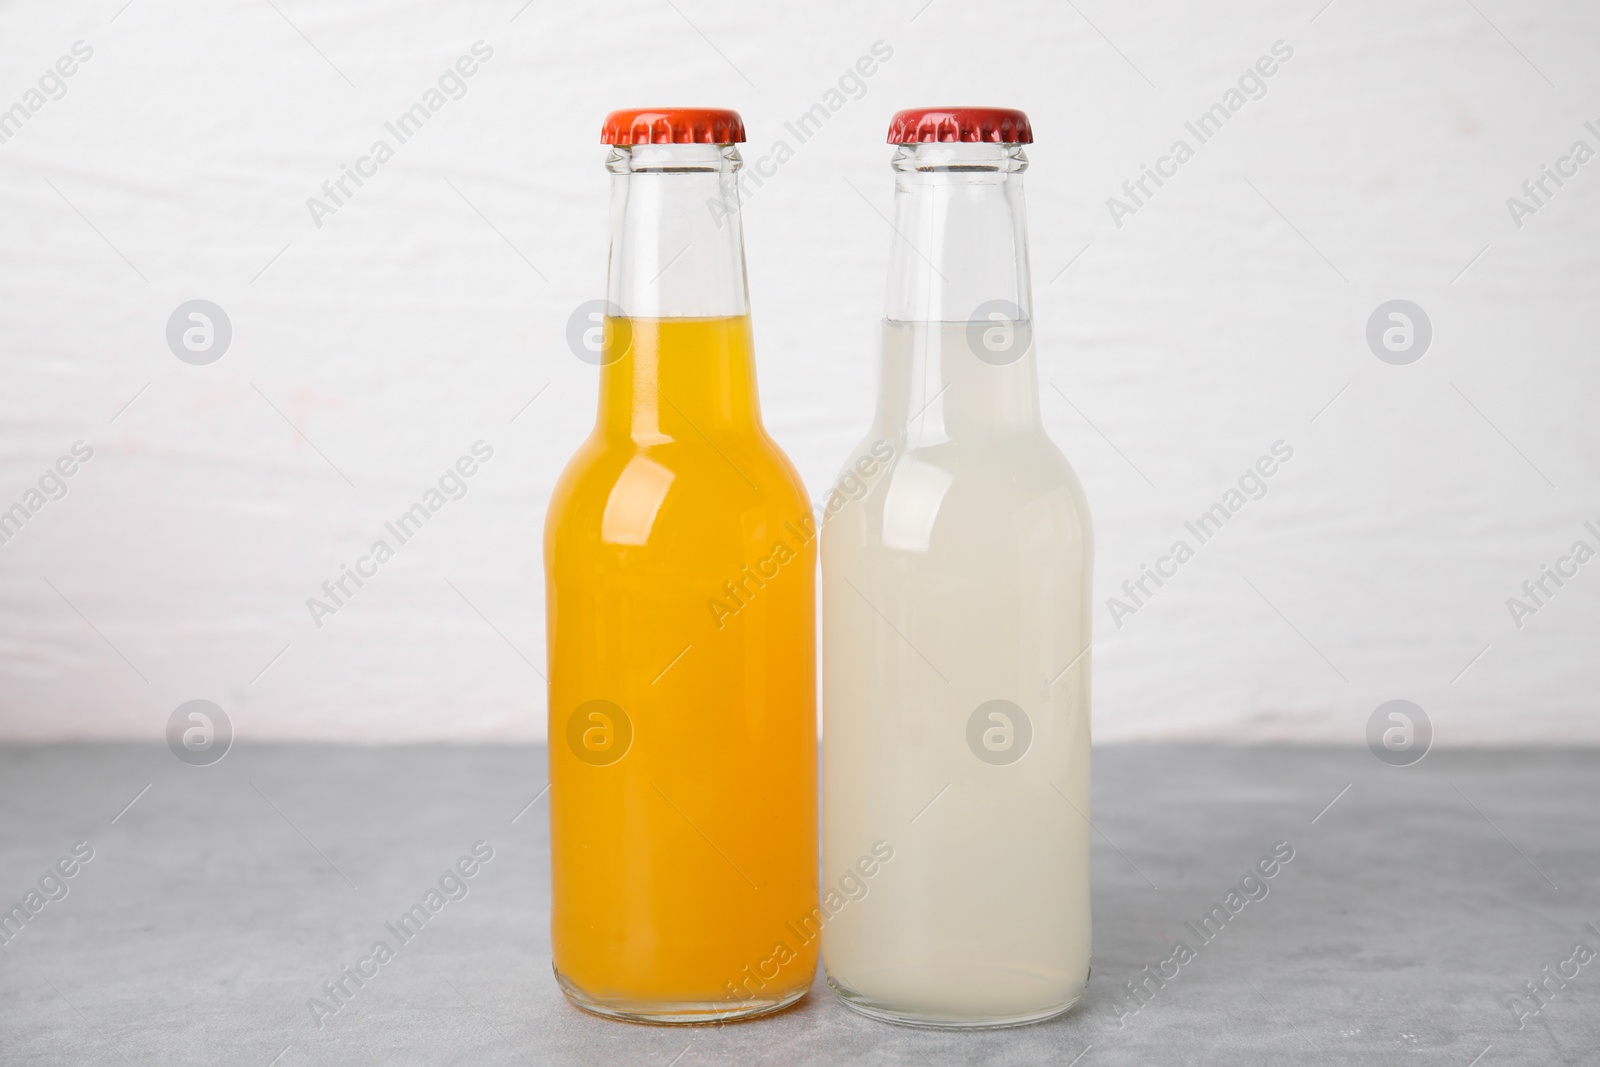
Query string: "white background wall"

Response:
xmin=1 ymin=0 xmax=1595 ymax=744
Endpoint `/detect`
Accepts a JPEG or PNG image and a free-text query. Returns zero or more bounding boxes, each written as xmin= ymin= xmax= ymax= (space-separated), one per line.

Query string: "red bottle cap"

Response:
xmin=886 ymin=107 xmax=1033 ymax=145
xmin=601 ymin=108 xmax=746 ymax=145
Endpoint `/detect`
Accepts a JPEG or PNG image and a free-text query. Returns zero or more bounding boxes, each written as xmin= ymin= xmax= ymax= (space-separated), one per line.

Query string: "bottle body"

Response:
xmin=545 ymin=134 xmax=817 ymax=1023
xmin=822 ymin=134 xmax=1093 ymax=1028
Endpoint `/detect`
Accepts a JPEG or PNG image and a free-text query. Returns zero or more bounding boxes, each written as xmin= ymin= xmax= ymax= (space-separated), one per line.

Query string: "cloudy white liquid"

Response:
xmin=822 ymin=320 xmax=1093 ymax=1026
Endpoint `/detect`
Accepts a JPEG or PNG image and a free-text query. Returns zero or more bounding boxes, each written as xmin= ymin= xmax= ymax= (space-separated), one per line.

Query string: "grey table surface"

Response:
xmin=0 ymin=743 xmax=1595 ymax=1066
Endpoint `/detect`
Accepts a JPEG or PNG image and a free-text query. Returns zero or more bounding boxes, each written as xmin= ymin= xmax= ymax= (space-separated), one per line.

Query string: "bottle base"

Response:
xmin=826 ymin=972 xmax=1084 ymax=1031
xmin=555 ymin=966 xmax=808 ymax=1026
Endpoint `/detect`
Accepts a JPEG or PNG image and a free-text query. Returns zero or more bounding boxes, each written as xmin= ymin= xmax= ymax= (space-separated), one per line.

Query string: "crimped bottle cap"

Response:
xmin=886 ymin=107 xmax=1032 ymax=144
xmin=601 ymin=108 xmax=746 ymax=145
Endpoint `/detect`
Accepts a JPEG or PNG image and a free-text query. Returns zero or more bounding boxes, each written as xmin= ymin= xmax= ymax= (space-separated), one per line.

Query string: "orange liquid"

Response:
xmin=544 ymin=316 xmax=818 ymax=1015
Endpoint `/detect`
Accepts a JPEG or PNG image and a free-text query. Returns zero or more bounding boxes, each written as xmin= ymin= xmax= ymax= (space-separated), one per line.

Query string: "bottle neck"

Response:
xmin=600 ymin=143 xmax=757 ymax=441
xmin=879 ymin=143 xmax=1040 ymax=439
xmin=606 ymin=143 xmax=749 ymax=317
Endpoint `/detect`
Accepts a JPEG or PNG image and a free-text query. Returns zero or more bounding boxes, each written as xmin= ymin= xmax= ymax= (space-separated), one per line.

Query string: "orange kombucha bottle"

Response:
xmin=544 ymin=109 xmax=818 ymax=1023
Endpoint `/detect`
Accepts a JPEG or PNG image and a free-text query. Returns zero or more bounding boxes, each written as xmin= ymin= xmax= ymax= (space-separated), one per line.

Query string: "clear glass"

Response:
xmin=544 ymin=142 xmax=818 ymax=1024
xmin=821 ymin=141 xmax=1094 ymax=1028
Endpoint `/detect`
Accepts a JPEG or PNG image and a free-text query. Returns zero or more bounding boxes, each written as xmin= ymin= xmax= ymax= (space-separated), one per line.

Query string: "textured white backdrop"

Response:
xmin=0 ymin=0 xmax=1595 ymax=743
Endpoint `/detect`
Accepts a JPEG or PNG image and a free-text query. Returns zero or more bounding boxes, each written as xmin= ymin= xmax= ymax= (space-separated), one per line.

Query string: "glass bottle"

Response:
xmin=821 ymin=108 xmax=1093 ymax=1028
xmin=545 ymin=108 xmax=818 ymax=1024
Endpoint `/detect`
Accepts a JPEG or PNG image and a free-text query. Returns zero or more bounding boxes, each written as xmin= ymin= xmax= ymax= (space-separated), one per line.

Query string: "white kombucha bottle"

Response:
xmin=822 ymin=108 xmax=1093 ymax=1029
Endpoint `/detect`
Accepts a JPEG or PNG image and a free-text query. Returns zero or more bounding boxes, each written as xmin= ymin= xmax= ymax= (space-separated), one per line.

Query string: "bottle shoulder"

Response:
xmin=547 ymin=431 xmax=812 ymax=553
xmin=822 ymin=429 xmax=1093 ymax=557
xmin=847 ymin=430 xmax=1088 ymax=501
